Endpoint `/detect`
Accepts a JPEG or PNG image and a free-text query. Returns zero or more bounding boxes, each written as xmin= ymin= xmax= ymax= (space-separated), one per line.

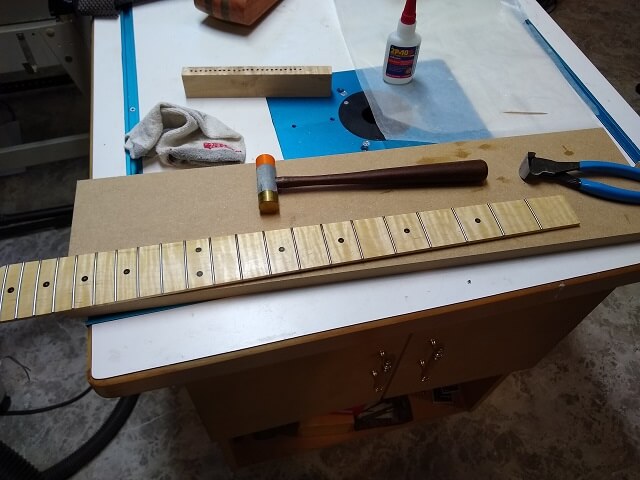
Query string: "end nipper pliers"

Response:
xmin=519 ymin=152 xmax=640 ymax=205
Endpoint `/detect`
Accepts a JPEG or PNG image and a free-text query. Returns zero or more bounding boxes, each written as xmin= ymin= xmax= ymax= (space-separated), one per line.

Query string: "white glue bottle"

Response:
xmin=382 ymin=0 xmax=421 ymax=84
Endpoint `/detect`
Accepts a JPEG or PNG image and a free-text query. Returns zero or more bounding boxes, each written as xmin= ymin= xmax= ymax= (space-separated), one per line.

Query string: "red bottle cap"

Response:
xmin=400 ymin=0 xmax=417 ymax=25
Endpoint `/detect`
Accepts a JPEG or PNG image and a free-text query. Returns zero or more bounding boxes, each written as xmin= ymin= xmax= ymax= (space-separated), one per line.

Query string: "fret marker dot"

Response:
xmin=196 ymin=271 xmax=203 ymax=277
xmin=195 ymin=247 xmax=202 ymax=253
xmin=337 ymin=237 xmax=345 ymax=243
xmin=7 ymin=287 xmax=14 ymax=293
xmin=278 ymin=246 xmax=285 ymax=252
xmin=81 ymin=276 xmax=88 ymax=282
xmin=404 ymin=228 xmax=410 ymax=233
xmin=475 ymin=218 xmax=481 ymax=223
xmin=43 ymin=281 xmax=50 ymax=288
xmin=123 ymin=269 xmax=130 ymax=275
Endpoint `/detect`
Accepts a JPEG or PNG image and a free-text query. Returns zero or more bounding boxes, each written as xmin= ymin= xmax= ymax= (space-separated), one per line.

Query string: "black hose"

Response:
xmin=42 ymin=395 xmax=139 ymax=480
xmin=0 ymin=440 xmax=44 ymax=480
xmin=0 ymin=394 xmax=139 ymax=480
xmin=0 ymin=206 xmax=74 ymax=227
xmin=0 ymin=206 xmax=74 ymax=237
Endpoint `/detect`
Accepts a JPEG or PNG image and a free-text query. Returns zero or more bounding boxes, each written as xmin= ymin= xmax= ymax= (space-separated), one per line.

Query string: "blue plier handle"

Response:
xmin=519 ymin=153 xmax=640 ymax=205
xmin=578 ymin=161 xmax=640 ymax=204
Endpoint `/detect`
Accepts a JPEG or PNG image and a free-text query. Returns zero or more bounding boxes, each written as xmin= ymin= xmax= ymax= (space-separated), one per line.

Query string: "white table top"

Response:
xmin=90 ymin=0 xmax=640 ymax=380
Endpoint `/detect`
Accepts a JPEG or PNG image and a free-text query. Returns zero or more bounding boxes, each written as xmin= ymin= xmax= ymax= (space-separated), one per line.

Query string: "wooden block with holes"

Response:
xmin=181 ymin=66 xmax=332 ymax=98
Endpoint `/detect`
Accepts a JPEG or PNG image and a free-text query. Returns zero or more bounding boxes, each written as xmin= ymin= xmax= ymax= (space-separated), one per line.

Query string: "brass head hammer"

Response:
xmin=256 ymin=153 xmax=489 ymax=214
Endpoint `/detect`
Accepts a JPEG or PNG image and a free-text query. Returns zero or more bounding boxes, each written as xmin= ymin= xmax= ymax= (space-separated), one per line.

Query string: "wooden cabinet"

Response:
xmin=186 ymin=288 xmax=613 ymax=465
xmin=187 ymin=331 xmax=408 ymax=439
xmin=385 ymin=289 xmax=606 ymax=397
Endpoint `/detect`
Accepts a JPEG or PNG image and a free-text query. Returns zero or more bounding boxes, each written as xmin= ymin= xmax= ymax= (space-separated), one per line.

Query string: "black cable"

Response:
xmin=1 ymin=387 xmax=92 ymax=417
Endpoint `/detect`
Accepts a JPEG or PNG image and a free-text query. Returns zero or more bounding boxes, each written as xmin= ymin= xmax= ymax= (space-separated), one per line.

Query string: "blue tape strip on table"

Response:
xmin=524 ymin=20 xmax=640 ymax=163
xmin=267 ymin=65 xmax=491 ymax=159
xmin=121 ymin=6 xmax=142 ymax=175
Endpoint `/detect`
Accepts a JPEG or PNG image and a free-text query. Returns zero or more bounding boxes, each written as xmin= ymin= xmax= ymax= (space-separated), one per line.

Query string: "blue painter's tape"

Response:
xmin=120 ymin=6 xmax=142 ymax=175
xmin=88 ymin=7 xmax=145 ymax=327
xmin=87 ymin=304 xmax=186 ymax=326
xmin=524 ymin=20 xmax=640 ymax=163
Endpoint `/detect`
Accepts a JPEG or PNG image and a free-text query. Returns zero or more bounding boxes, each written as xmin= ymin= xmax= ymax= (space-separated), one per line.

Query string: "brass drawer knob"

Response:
xmin=379 ymin=350 xmax=393 ymax=373
xmin=418 ymin=338 xmax=445 ymax=383
xmin=371 ymin=369 xmax=383 ymax=392
xmin=371 ymin=350 xmax=394 ymax=392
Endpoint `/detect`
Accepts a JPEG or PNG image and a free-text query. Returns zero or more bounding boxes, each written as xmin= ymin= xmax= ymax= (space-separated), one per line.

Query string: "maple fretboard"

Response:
xmin=0 ymin=195 xmax=579 ymax=323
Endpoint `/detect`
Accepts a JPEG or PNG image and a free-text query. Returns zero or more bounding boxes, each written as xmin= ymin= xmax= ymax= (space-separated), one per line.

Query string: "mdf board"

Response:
xmin=384 ymin=289 xmax=613 ymax=398
xmin=69 ymin=129 xmax=640 ymax=307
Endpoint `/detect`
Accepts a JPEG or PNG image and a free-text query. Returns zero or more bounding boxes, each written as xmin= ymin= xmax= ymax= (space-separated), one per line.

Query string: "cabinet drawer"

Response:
xmin=188 ymin=332 xmax=407 ymax=439
xmin=385 ymin=291 xmax=608 ymax=398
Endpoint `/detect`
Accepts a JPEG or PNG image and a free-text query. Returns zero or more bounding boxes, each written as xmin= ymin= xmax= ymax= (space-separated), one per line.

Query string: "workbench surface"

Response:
xmin=89 ymin=0 xmax=640 ymax=386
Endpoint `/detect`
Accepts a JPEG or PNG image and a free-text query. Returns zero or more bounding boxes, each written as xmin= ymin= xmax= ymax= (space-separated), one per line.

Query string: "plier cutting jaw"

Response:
xmin=519 ymin=152 xmax=640 ymax=204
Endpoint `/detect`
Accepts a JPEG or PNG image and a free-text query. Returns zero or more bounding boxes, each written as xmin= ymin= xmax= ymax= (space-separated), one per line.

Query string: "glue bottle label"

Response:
xmin=385 ymin=45 xmax=419 ymax=79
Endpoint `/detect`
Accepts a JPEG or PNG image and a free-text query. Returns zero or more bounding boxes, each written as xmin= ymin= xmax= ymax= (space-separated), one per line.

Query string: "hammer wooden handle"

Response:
xmin=276 ymin=160 xmax=488 ymax=189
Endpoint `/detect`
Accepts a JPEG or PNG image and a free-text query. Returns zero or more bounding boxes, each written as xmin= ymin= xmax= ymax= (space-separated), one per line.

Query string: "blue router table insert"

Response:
xmin=267 ymin=65 xmax=490 ymax=160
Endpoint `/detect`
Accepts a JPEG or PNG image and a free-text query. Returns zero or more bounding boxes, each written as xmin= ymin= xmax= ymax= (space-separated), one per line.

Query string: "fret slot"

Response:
xmin=418 ymin=208 xmax=467 ymax=248
xmin=53 ymin=256 xmax=75 ymax=313
xmin=352 ymin=217 xmax=395 ymax=259
xmin=453 ymin=204 xmax=503 ymax=242
xmin=211 ymin=235 xmax=241 ymax=284
xmin=322 ymin=221 xmax=362 ymax=264
xmin=489 ymin=199 xmax=540 ymax=235
xmin=94 ymin=251 xmax=116 ymax=305
xmin=185 ymin=239 xmax=214 ymax=289
xmin=264 ymin=229 xmax=299 ymax=275
xmin=16 ymin=261 xmax=40 ymax=319
xmin=236 ymin=232 xmax=270 ymax=280
xmin=525 ymin=195 xmax=580 ymax=229
xmin=138 ymin=245 xmax=162 ymax=298
xmin=0 ymin=263 xmax=22 ymax=321
xmin=74 ymin=253 xmax=96 ymax=308
xmin=384 ymin=213 xmax=431 ymax=253
xmin=35 ymin=258 xmax=57 ymax=315
xmin=0 ymin=266 xmax=6 ymax=317
xmin=160 ymin=242 xmax=186 ymax=293
xmin=292 ymin=225 xmax=330 ymax=270
xmin=116 ymin=248 xmax=138 ymax=301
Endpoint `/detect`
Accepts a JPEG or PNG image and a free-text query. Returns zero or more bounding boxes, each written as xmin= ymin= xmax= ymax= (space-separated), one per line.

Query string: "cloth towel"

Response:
xmin=124 ymin=102 xmax=246 ymax=167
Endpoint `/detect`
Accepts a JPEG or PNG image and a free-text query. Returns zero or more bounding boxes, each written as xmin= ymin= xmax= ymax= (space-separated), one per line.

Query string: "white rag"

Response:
xmin=124 ymin=102 xmax=245 ymax=167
